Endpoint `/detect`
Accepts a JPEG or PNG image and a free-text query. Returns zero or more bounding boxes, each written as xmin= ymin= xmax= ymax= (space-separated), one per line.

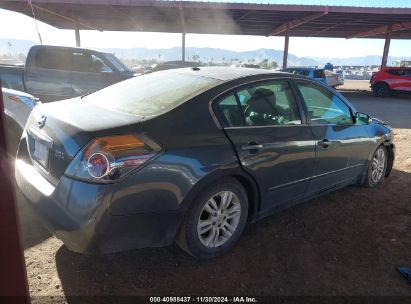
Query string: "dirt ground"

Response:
xmin=16 ymin=80 xmax=411 ymax=302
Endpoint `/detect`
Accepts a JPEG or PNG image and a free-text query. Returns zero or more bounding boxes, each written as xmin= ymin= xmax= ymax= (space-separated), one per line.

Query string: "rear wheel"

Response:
xmin=363 ymin=145 xmax=388 ymax=188
xmin=373 ymin=83 xmax=389 ymax=97
xmin=176 ymin=178 xmax=248 ymax=259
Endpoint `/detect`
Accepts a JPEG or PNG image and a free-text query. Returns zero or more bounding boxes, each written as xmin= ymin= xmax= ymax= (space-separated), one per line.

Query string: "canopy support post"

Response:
xmin=75 ymin=18 xmax=81 ymax=47
xmin=381 ymin=24 xmax=392 ymax=69
xmin=283 ymin=23 xmax=290 ymax=69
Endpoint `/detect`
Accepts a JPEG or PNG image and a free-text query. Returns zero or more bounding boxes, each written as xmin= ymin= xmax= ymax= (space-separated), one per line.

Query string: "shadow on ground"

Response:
xmin=53 ymin=169 xmax=411 ymax=299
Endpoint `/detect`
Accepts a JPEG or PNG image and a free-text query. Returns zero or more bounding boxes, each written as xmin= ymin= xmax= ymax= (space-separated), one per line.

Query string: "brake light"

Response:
xmin=65 ymin=134 xmax=161 ymax=183
xmin=87 ymin=153 xmax=110 ymax=178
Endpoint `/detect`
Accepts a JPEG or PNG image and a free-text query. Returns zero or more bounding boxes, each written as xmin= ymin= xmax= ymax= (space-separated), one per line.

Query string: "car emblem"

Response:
xmin=36 ymin=114 xmax=47 ymax=129
xmin=55 ymin=149 xmax=65 ymax=160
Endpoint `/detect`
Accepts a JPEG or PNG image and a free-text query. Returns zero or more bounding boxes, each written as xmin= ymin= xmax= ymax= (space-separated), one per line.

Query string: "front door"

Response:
xmin=215 ymin=79 xmax=316 ymax=214
xmin=294 ymin=80 xmax=372 ymax=195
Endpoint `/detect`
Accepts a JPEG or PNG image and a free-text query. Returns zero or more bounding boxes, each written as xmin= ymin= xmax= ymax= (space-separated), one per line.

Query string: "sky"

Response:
xmin=1 ymin=0 xmax=411 ymax=59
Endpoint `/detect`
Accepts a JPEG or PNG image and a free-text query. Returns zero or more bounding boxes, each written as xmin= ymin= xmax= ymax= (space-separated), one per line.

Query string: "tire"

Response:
xmin=373 ymin=83 xmax=389 ymax=97
xmin=176 ymin=178 xmax=248 ymax=259
xmin=363 ymin=145 xmax=388 ymax=188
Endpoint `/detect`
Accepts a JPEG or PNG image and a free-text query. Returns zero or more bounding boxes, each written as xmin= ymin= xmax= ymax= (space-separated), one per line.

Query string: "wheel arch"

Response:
xmin=179 ymin=168 xmax=261 ymax=223
xmin=383 ymin=141 xmax=395 ymax=177
xmin=373 ymin=81 xmax=391 ymax=90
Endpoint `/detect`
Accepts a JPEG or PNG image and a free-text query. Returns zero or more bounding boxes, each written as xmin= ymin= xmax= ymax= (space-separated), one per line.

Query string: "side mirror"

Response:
xmin=355 ymin=112 xmax=371 ymax=125
xmin=100 ymin=66 xmax=113 ymax=74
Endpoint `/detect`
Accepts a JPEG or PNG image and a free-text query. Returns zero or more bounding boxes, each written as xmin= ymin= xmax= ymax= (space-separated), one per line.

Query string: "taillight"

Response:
xmin=8 ymin=95 xmax=40 ymax=107
xmin=65 ymin=134 xmax=161 ymax=183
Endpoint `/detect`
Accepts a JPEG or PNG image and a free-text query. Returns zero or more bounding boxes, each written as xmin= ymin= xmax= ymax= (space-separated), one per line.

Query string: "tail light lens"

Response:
xmin=65 ymin=134 xmax=161 ymax=183
xmin=8 ymin=95 xmax=40 ymax=108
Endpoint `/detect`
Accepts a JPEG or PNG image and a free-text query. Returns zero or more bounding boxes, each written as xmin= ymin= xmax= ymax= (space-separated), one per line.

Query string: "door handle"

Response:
xmin=317 ymin=139 xmax=331 ymax=148
xmin=241 ymin=143 xmax=263 ymax=151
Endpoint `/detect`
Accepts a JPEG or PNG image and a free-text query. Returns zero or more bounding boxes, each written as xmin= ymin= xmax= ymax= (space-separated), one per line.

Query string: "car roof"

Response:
xmin=165 ymin=66 xmax=287 ymax=81
xmin=32 ymin=44 xmax=111 ymax=55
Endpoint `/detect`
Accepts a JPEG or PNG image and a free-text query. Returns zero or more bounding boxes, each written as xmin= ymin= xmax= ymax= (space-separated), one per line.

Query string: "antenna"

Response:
xmin=28 ymin=0 xmax=43 ymax=45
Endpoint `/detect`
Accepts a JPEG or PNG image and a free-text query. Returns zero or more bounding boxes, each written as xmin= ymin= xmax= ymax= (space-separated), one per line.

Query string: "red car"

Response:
xmin=370 ymin=67 xmax=411 ymax=97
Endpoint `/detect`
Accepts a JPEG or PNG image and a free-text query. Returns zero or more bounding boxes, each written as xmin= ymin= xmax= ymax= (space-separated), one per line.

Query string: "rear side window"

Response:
xmin=83 ymin=71 xmax=220 ymax=116
xmin=296 ymin=81 xmax=353 ymax=125
xmin=34 ymin=49 xmax=71 ymax=70
xmin=217 ymin=80 xmax=302 ymax=127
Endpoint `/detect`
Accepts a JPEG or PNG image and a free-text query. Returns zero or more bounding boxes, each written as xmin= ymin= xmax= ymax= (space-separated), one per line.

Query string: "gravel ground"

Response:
xmin=16 ymin=81 xmax=411 ymax=302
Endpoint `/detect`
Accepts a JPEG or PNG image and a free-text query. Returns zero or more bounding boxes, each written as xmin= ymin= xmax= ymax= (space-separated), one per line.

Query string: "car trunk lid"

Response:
xmin=25 ymin=97 xmax=144 ymax=185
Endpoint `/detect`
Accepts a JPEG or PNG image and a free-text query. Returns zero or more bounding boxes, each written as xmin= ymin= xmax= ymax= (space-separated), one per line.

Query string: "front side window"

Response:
xmin=72 ymin=52 xmax=108 ymax=73
xmin=218 ymin=80 xmax=302 ymax=127
xmin=103 ymin=53 xmax=130 ymax=72
xmin=296 ymin=81 xmax=353 ymax=125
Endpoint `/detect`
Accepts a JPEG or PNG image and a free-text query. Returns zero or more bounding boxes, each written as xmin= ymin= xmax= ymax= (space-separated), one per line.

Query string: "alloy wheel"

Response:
xmin=197 ymin=191 xmax=241 ymax=248
xmin=371 ymin=147 xmax=386 ymax=183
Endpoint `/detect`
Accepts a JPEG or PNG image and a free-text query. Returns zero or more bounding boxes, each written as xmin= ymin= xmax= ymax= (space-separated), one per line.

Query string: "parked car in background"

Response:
xmin=131 ymin=64 xmax=152 ymax=75
xmin=15 ymin=67 xmax=394 ymax=259
xmin=0 ymin=45 xmax=134 ymax=102
xmin=2 ymin=87 xmax=40 ymax=155
xmin=283 ymin=67 xmax=328 ymax=86
xmin=370 ymin=67 xmax=411 ymax=97
xmin=325 ymin=69 xmax=344 ymax=88
xmin=150 ymin=61 xmax=201 ymax=73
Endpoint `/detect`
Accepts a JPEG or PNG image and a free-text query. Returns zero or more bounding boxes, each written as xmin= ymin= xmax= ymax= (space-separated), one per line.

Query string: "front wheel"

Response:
xmin=176 ymin=178 xmax=248 ymax=259
xmin=363 ymin=145 xmax=388 ymax=188
xmin=373 ymin=83 xmax=389 ymax=97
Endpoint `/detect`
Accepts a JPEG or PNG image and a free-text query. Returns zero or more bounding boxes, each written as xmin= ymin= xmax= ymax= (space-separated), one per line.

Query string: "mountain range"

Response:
xmin=0 ymin=38 xmax=408 ymax=66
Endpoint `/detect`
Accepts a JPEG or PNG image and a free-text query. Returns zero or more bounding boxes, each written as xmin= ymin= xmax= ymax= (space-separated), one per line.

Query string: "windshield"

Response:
xmin=83 ymin=71 xmax=221 ymax=116
xmin=104 ymin=53 xmax=131 ymax=72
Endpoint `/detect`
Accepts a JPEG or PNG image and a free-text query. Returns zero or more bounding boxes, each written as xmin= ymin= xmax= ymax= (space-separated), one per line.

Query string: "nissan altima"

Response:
xmin=15 ymin=67 xmax=395 ymax=259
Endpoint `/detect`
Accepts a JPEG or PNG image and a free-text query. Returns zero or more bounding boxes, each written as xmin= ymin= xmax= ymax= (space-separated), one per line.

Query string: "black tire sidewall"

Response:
xmin=374 ymin=83 xmax=389 ymax=97
xmin=177 ymin=178 xmax=248 ymax=259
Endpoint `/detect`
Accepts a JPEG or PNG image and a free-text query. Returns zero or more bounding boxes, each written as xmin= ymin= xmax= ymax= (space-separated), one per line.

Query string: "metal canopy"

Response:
xmin=2 ymin=0 xmax=411 ymax=39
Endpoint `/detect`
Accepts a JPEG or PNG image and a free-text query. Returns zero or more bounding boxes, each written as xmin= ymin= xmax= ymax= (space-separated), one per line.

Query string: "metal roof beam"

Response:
xmin=347 ymin=21 xmax=411 ymax=38
xmin=267 ymin=11 xmax=328 ymax=36
xmin=32 ymin=4 xmax=101 ymax=31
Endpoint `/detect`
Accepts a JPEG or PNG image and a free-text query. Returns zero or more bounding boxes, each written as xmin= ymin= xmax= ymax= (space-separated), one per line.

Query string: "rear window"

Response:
xmin=34 ymin=48 xmax=71 ymax=70
xmin=83 ymin=71 xmax=220 ymax=116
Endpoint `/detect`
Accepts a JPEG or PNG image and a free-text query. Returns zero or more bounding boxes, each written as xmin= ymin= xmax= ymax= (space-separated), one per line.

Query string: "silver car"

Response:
xmin=2 ymin=88 xmax=40 ymax=155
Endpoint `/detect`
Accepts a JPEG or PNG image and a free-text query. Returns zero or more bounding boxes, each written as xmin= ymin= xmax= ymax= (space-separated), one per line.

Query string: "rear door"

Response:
xmin=215 ymin=79 xmax=316 ymax=214
xmin=25 ymin=47 xmax=73 ymax=102
xmin=293 ymin=80 xmax=372 ymax=195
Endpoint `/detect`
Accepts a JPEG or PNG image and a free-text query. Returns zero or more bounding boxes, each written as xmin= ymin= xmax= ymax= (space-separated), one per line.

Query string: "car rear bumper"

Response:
xmin=15 ymin=159 xmax=184 ymax=254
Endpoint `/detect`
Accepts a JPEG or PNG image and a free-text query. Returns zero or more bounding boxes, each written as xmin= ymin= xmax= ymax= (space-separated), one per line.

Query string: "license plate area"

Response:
xmin=32 ymin=140 xmax=50 ymax=169
xmin=27 ymin=128 xmax=53 ymax=171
